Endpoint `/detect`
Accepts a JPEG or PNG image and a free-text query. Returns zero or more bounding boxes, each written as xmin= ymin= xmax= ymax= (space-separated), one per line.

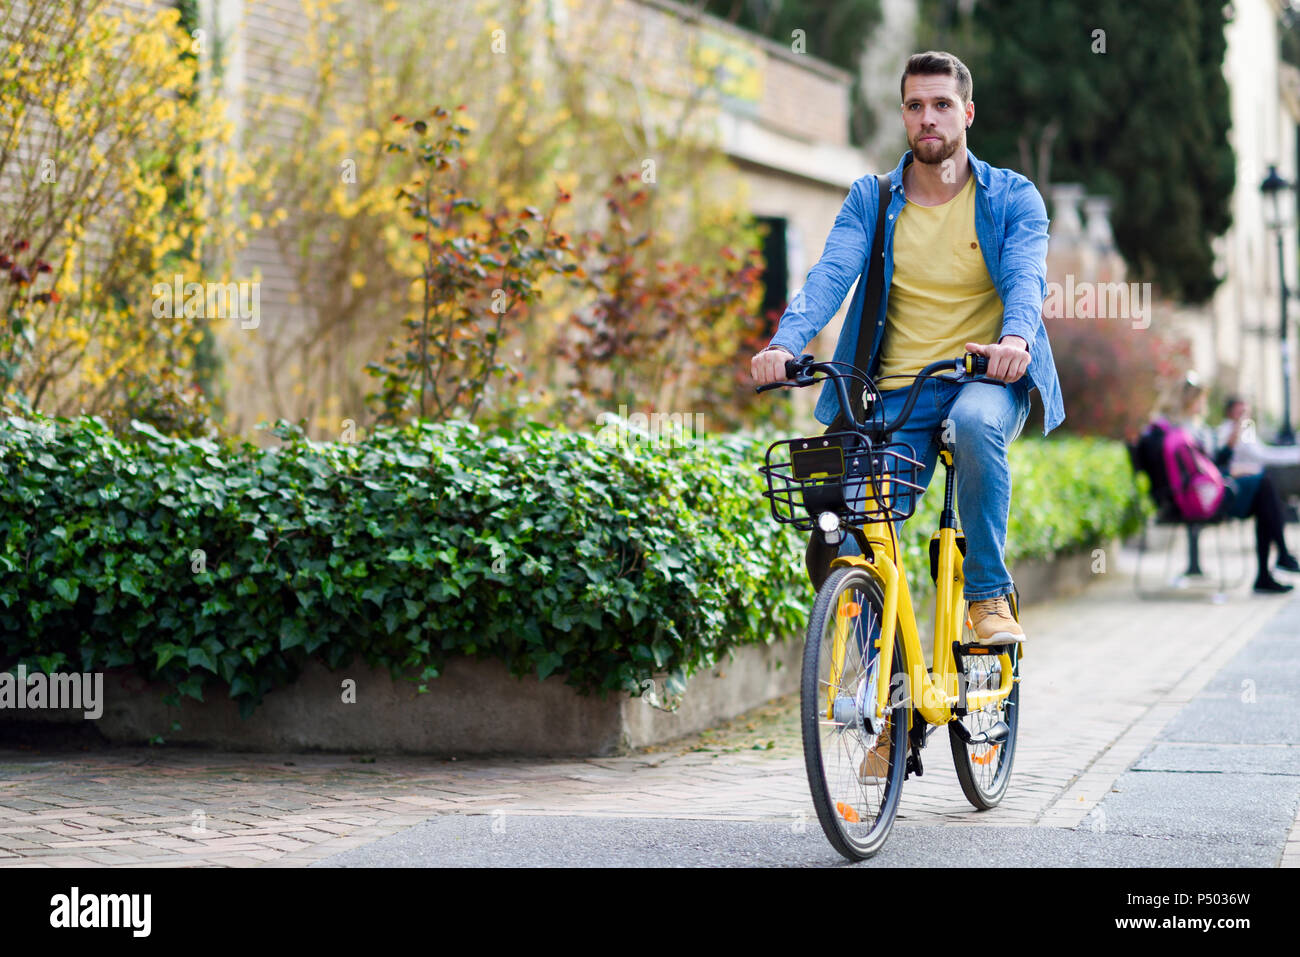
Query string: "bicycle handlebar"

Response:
xmin=755 ymin=352 xmax=1006 ymax=440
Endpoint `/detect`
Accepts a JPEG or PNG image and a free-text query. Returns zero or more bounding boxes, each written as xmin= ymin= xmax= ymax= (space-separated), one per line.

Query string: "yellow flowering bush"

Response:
xmin=0 ymin=0 xmax=242 ymax=433
xmin=235 ymin=0 xmax=768 ymax=438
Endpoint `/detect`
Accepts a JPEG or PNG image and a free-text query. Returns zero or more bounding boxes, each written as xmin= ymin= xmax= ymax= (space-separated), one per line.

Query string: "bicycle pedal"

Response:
xmin=905 ymin=749 xmax=923 ymax=779
xmin=958 ymin=640 xmax=1015 ymax=653
xmin=949 ymin=719 xmax=1010 ymax=746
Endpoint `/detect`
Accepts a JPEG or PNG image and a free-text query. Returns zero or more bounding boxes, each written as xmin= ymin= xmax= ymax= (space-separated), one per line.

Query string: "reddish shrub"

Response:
xmin=1037 ymin=314 xmax=1191 ymax=441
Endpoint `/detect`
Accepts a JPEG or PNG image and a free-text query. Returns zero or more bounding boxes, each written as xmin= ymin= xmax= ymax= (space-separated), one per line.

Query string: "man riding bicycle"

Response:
xmin=751 ymin=51 xmax=1065 ymax=645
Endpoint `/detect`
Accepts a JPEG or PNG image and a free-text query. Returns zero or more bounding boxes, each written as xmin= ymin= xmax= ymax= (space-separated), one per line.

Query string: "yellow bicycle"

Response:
xmin=757 ymin=352 xmax=1022 ymax=860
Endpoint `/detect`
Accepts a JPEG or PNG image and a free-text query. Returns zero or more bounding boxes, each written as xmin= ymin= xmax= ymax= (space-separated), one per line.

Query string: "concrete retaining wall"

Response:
xmin=0 ymin=543 xmax=1106 ymax=756
xmin=0 ymin=639 xmax=804 ymax=757
xmin=1012 ymin=538 xmax=1115 ymax=606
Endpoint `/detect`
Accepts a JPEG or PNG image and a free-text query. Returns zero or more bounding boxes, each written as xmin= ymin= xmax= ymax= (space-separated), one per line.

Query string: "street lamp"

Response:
xmin=1260 ymin=164 xmax=1296 ymax=445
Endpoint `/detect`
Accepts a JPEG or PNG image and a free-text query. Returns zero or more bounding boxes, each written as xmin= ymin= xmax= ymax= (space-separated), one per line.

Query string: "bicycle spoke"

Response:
xmin=949 ymin=631 xmax=1019 ymax=807
xmin=816 ymin=582 xmax=890 ymax=833
xmin=802 ymin=567 xmax=906 ymax=860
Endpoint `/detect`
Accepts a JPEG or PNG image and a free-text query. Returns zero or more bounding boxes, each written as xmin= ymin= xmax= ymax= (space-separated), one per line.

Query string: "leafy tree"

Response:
xmin=919 ymin=0 xmax=1235 ymax=304
xmin=1282 ymin=1 xmax=1300 ymax=69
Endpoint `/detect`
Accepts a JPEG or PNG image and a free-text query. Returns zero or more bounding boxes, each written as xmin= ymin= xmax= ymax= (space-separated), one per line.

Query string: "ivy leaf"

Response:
xmin=534 ymin=651 xmax=564 ymax=681
xmin=280 ymin=619 xmax=309 ymax=650
xmin=177 ymin=674 xmax=205 ymax=701
xmin=665 ymin=669 xmax=687 ymax=697
xmin=361 ymin=585 xmax=389 ymax=608
xmin=186 ymin=647 xmax=216 ymax=672
xmin=154 ymin=643 xmax=183 ymax=670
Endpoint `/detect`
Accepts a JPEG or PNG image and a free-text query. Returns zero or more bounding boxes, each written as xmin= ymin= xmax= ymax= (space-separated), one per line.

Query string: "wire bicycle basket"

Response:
xmin=759 ymin=432 xmax=923 ymax=530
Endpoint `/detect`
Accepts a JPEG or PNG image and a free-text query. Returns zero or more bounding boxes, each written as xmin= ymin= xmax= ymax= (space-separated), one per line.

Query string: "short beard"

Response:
xmin=913 ymin=131 xmax=960 ymax=166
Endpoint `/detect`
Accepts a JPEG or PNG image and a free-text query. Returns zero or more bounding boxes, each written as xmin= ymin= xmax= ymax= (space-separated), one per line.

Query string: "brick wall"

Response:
xmin=759 ymin=52 xmax=848 ymax=146
xmin=3 ymin=0 xmax=858 ymax=434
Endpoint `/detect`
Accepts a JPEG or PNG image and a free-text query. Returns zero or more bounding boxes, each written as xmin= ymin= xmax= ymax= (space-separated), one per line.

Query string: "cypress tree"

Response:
xmin=920 ymin=0 xmax=1235 ymax=304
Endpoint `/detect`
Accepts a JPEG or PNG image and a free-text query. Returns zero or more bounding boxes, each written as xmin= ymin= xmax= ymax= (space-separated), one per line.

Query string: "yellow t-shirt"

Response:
xmin=876 ymin=171 xmax=1003 ymax=388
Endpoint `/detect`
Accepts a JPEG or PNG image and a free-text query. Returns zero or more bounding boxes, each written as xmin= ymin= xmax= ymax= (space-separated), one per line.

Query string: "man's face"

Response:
xmin=901 ymin=73 xmax=973 ymax=167
xmin=1228 ymin=401 xmax=1248 ymax=421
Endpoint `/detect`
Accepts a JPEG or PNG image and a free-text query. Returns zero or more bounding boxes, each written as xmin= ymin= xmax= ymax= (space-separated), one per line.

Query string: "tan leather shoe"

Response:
xmin=858 ymin=734 xmax=891 ymax=784
xmin=966 ymin=596 xmax=1026 ymax=644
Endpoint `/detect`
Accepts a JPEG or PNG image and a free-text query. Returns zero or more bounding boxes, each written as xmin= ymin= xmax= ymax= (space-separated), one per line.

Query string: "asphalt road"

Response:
xmin=313 ymin=595 xmax=1300 ymax=867
xmin=309 ymin=814 xmax=1283 ymax=868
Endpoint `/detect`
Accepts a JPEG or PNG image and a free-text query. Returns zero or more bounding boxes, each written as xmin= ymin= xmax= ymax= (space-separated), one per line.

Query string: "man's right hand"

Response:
xmin=751 ymin=345 xmax=794 ymax=387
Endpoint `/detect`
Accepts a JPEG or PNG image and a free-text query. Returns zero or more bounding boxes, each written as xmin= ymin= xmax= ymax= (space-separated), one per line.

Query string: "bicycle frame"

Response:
xmin=758 ymin=351 xmax=1024 ymax=856
xmin=824 ymin=449 xmax=1017 ymax=731
xmin=758 ymin=352 xmax=1019 ymax=737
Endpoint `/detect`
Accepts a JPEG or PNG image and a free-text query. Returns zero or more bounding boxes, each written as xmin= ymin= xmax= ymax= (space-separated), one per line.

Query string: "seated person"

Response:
xmin=1175 ymin=377 xmax=1298 ymax=592
xmin=1215 ymin=395 xmax=1300 ymax=502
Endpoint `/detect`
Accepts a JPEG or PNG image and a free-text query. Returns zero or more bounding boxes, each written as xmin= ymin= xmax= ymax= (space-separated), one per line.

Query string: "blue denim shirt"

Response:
xmin=767 ymin=147 xmax=1065 ymax=435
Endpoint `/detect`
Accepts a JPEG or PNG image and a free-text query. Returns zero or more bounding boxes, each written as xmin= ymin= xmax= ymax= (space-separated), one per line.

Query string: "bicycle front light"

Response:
xmin=817 ymin=511 xmax=843 ymax=546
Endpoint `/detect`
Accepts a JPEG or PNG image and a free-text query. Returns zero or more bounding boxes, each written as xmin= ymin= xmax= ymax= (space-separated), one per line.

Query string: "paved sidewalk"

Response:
xmin=1 ymin=545 xmax=1297 ymax=867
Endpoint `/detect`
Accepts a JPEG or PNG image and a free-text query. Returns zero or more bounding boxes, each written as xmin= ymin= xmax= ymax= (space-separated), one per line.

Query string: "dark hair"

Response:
xmin=900 ymin=51 xmax=973 ymax=108
xmin=1223 ymin=394 xmax=1245 ymax=415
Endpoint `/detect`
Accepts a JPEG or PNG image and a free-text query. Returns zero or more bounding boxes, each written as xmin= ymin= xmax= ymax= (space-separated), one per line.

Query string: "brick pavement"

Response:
xmin=1 ymin=544 xmax=1296 ymax=867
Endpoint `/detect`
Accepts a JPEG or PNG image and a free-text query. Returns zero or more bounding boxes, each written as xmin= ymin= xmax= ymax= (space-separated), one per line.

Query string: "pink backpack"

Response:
xmin=1158 ymin=419 xmax=1225 ymax=521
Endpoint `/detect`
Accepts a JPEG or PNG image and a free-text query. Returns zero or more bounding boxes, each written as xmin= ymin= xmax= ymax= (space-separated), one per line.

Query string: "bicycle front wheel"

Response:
xmin=801 ymin=566 xmax=907 ymax=861
xmin=948 ymin=614 xmax=1021 ymax=809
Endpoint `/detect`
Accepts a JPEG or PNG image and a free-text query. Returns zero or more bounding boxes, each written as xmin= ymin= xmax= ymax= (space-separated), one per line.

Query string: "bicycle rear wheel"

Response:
xmin=948 ymin=611 xmax=1021 ymax=810
xmin=801 ymin=566 xmax=907 ymax=860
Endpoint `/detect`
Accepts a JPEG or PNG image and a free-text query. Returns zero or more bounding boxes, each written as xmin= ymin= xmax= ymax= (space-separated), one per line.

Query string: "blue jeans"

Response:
xmin=836 ymin=377 xmax=1032 ymax=601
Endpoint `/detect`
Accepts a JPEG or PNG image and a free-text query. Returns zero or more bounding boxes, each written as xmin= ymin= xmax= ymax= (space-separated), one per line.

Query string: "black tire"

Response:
xmin=948 ymin=610 xmax=1021 ymax=810
xmin=801 ymin=566 xmax=907 ymax=860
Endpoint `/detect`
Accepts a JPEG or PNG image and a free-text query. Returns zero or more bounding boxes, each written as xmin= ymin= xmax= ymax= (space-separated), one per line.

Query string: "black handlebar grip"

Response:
xmin=965 ymin=353 xmax=989 ymax=375
xmin=755 ymin=352 xmax=816 ymax=392
xmin=786 ymin=353 xmax=814 ymax=377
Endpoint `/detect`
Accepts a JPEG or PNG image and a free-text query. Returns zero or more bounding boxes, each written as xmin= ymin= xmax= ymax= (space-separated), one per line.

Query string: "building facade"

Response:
xmin=1194 ymin=0 xmax=1300 ymax=433
xmin=183 ymin=0 xmax=874 ymax=433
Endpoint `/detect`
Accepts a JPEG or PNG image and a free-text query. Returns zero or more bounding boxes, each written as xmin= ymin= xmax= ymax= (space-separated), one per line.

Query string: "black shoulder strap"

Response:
xmin=848 ymin=173 xmax=891 ymax=425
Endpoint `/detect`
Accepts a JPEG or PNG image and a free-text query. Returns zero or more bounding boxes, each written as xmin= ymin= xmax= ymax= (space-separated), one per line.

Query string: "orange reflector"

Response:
xmin=839 ymin=602 xmax=861 ymax=618
xmin=836 ymin=801 xmax=860 ymax=823
xmin=972 ymin=744 xmax=999 ymax=766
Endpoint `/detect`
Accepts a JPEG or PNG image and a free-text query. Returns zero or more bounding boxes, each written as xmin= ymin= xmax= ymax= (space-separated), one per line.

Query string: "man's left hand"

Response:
xmin=965 ymin=336 xmax=1029 ymax=384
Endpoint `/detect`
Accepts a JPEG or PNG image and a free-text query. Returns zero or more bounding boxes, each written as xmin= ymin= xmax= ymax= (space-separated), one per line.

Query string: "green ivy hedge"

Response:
xmin=0 ymin=411 xmax=809 ymax=715
xmin=1005 ymin=436 xmax=1150 ymax=560
xmin=0 ymin=408 xmax=1146 ymax=716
